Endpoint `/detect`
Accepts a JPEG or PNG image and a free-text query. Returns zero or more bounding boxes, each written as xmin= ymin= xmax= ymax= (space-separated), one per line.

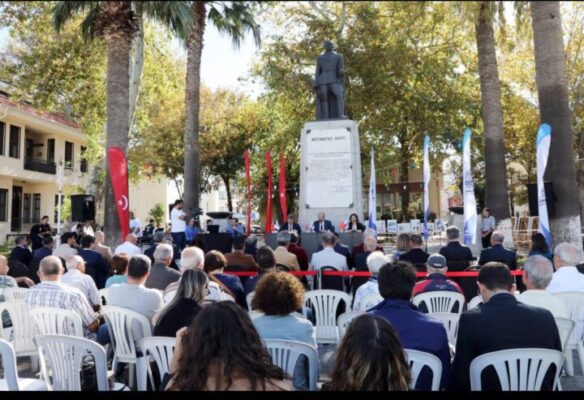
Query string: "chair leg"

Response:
xmin=577 ymin=342 xmax=584 ymax=376
xmin=564 ymin=349 xmax=574 ymax=376
xmin=30 ymin=354 xmax=39 ymax=372
xmin=128 ymin=363 xmax=135 ymax=390
xmin=136 ymin=358 xmax=148 ymax=391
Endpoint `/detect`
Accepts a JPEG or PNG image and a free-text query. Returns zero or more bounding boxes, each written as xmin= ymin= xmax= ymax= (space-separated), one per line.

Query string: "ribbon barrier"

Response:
xmin=224 ymin=270 xmax=524 ymax=278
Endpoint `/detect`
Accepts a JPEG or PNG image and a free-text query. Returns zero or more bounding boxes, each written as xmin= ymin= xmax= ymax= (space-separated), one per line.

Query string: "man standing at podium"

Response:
xmin=312 ymin=212 xmax=335 ymax=233
xmin=279 ymin=214 xmax=302 ymax=235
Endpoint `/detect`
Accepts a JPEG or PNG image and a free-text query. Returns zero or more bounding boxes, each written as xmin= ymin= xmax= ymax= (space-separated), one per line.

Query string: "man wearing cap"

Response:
xmin=412 ymin=253 xmax=463 ymax=298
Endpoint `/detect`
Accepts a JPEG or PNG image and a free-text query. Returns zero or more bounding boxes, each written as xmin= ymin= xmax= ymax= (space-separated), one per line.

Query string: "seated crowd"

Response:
xmin=0 ymin=221 xmax=583 ymax=392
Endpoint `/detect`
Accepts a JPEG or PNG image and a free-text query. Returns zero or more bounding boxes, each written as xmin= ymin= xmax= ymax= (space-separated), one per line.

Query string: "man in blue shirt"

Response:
xmin=224 ymin=217 xmax=244 ymax=238
xmin=369 ymin=261 xmax=451 ymax=390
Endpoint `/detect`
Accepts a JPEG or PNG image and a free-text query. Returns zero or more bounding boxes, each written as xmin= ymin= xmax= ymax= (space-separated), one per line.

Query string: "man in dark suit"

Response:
xmin=399 ymin=233 xmax=430 ymax=270
xmin=32 ymin=235 xmax=54 ymax=263
xmin=478 ymin=231 xmax=517 ymax=270
xmin=9 ymin=235 xmax=32 ymax=267
xmin=225 ymin=236 xmax=258 ymax=271
xmin=279 ymin=214 xmax=302 ymax=235
xmin=351 ymin=228 xmax=384 ymax=261
xmin=78 ymin=235 xmax=110 ymax=289
xmin=312 ymin=212 xmax=335 ymax=233
xmin=354 ymin=236 xmax=380 ymax=270
xmin=449 ymin=262 xmax=562 ymax=391
xmin=439 ymin=226 xmax=474 ymax=271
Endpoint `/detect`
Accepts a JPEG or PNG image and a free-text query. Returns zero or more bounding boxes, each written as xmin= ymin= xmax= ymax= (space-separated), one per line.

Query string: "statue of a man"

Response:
xmin=314 ymin=40 xmax=346 ymax=120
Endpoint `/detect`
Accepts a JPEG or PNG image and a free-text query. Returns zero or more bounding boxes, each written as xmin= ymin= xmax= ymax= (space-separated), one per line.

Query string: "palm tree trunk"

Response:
xmin=222 ymin=175 xmax=233 ymax=212
xmin=475 ymin=1 xmax=512 ymax=245
xmin=531 ymin=1 xmax=582 ymax=249
xmin=183 ymin=2 xmax=206 ymax=216
xmin=104 ymin=33 xmax=131 ymax=247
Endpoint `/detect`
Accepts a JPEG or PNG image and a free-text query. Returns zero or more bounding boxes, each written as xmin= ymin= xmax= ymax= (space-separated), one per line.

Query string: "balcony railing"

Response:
xmin=24 ymin=158 xmax=57 ymax=174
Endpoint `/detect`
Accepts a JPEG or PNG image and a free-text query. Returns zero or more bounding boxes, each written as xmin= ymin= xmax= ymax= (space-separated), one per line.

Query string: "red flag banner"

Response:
xmin=279 ymin=152 xmax=287 ymax=223
xmin=265 ymin=151 xmax=272 ymax=234
xmin=244 ymin=150 xmax=251 ymax=236
xmin=108 ymin=147 xmax=130 ymax=239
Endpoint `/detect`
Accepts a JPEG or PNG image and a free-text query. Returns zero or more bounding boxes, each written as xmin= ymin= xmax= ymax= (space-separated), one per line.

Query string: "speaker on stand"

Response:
xmin=71 ymin=194 xmax=96 ymax=222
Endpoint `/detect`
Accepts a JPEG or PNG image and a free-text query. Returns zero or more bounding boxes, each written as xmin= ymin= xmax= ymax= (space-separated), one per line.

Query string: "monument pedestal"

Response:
xmin=299 ymin=119 xmax=363 ymax=230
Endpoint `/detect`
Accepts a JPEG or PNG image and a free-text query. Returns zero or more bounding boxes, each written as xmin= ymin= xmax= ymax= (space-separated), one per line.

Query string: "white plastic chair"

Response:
xmin=0 ymin=339 xmax=46 ymax=391
xmin=246 ymin=291 xmax=255 ymax=310
xmin=467 ymin=295 xmax=483 ymax=310
xmin=97 ymin=288 xmax=108 ymax=305
xmin=552 ymin=292 xmax=584 ymax=376
xmin=263 ymin=339 xmax=319 ymax=391
xmin=35 ymin=334 xmax=126 ymax=391
xmin=303 ymin=290 xmax=352 ymax=344
xmin=428 ymin=312 xmax=460 ymax=346
xmin=469 ymin=348 xmax=564 ymax=391
xmin=140 ymin=337 xmax=176 ymax=391
xmin=3 ymin=287 xmax=28 ymax=301
xmin=361 ymin=294 xmax=383 ymax=310
xmin=555 ymin=317 xmax=575 ymax=353
xmin=412 ymin=291 xmax=465 ymax=314
xmin=102 ymin=306 xmax=152 ymax=391
xmin=337 ymin=310 xmax=365 ymax=339
xmin=404 ymin=348 xmax=442 ymax=391
xmin=163 ymin=290 xmax=176 ymax=304
xmin=0 ymin=300 xmax=38 ymax=370
xmin=30 ymin=307 xmax=84 ymax=337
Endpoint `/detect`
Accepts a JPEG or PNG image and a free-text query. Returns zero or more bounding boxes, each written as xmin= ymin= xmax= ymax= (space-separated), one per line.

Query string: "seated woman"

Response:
xmin=251 ymin=271 xmax=316 ymax=390
xmin=153 ymin=269 xmax=208 ymax=337
xmin=204 ymin=250 xmax=245 ymax=307
xmin=322 ymin=314 xmax=410 ymax=391
xmin=347 ymin=213 xmax=366 ymax=232
xmin=528 ymin=232 xmax=553 ymax=262
xmin=165 ymin=301 xmax=291 ymax=391
xmin=393 ymin=233 xmax=410 ymax=262
xmin=105 ymin=254 xmax=129 ymax=288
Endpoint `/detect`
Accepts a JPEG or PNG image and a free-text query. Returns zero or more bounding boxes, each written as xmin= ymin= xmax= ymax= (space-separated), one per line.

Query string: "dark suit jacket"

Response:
xmin=449 ymin=293 xmax=562 ymax=391
xmin=279 ymin=223 xmax=302 ymax=234
xmin=399 ymin=248 xmax=430 ymax=267
xmin=439 ymin=242 xmax=474 ymax=271
xmin=32 ymin=246 xmax=52 ymax=262
xmin=351 ymin=243 xmax=384 ymax=260
xmin=478 ymin=244 xmax=517 ymax=270
xmin=9 ymin=246 xmax=32 ymax=267
xmin=144 ymin=244 xmax=179 ymax=270
xmin=347 ymin=222 xmax=365 ymax=232
xmin=78 ymin=249 xmax=110 ymax=289
xmin=313 ymin=220 xmax=335 ymax=233
xmin=354 ymin=251 xmax=371 ymax=270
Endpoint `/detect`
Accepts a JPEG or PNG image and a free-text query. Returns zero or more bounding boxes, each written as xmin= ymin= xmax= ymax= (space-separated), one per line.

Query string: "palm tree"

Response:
xmin=531 ymin=1 xmax=582 ymax=249
xmin=53 ymin=1 xmax=192 ymax=246
xmin=183 ymin=1 xmax=261 ymax=216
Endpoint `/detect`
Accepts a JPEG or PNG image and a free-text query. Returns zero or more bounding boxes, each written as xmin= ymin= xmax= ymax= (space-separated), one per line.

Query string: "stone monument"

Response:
xmin=299 ymin=41 xmax=363 ymax=230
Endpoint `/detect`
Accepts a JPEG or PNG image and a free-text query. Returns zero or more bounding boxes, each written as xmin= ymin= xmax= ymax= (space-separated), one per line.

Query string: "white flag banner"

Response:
xmin=462 ymin=128 xmax=477 ymax=245
xmin=423 ymin=135 xmax=430 ymax=241
xmin=368 ymin=148 xmax=377 ymax=233
xmin=536 ymin=123 xmax=552 ymax=249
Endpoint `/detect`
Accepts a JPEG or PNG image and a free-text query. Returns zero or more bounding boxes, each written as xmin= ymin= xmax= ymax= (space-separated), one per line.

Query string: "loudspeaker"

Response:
xmin=71 ymin=194 xmax=95 ymax=222
xmin=526 ymin=182 xmax=555 ymax=217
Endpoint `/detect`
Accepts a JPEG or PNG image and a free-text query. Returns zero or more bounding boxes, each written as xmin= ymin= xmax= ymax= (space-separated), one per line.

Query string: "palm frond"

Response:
xmin=141 ymin=1 xmax=193 ymax=40
xmin=208 ymin=1 xmax=262 ymax=49
xmin=79 ymin=5 xmax=101 ymax=41
xmin=52 ymin=1 xmax=97 ymax=35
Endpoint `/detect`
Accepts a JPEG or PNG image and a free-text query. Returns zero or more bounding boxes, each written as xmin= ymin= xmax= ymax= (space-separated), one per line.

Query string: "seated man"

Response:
xmin=144 ymin=243 xmax=181 ymax=291
xmin=354 ymin=236 xmax=379 ymax=270
xmin=517 ymin=255 xmax=568 ymax=318
xmin=9 ymin=235 xmax=33 ymax=267
xmin=224 ymin=236 xmax=258 ymax=271
xmin=53 ymin=232 xmax=78 ymax=260
xmin=224 ymin=217 xmax=244 ymax=238
xmin=1 ymin=255 xmax=34 ymax=326
xmin=413 ymin=254 xmax=464 ymax=297
xmin=61 ymin=255 xmax=100 ymax=307
xmin=279 ymin=214 xmax=302 ymax=236
xmin=369 ymin=261 xmax=450 ymax=390
xmin=144 ymin=231 xmax=179 ymax=270
xmin=244 ymin=246 xmax=278 ymax=297
xmin=351 ymin=228 xmax=384 ymax=261
xmin=78 ymin=235 xmax=110 ymax=290
xmin=439 ymin=226 xmax=474 ymax=271
xmin=25 ymin=256 xmax=100 ymax=339
xmin=312 ymin=212 xmax=335 ymax=233
xmin=353 ymin=251 xmax=389 ymax=311
xmin=32 ymin=236 xmax=54 ymax=263
xmin=94 ymin=231 xmax=113 ymax=266
xmin=547 ymin=242 xmax=584 ymax=293
xmin=399 ymin=233 xmax=430 ymax=269
xmin=288 ymin=233 xmax=308 ymax=271
xmin=273 ymin=231 xmax=300 ymax=271
xmin=309 ymin=232 xmax=348 ymax=271
xmin=478 ymin=231 xmax=517 ymax=270
xmin=449 ymin=262 xmax=562 ymax=391
xmin=114 ymin=233 xmax=141 ymax=257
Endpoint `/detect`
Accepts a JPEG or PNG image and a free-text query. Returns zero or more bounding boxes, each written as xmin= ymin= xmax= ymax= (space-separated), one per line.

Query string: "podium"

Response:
xmin=265 ymin=231 xmax=364 ymax=259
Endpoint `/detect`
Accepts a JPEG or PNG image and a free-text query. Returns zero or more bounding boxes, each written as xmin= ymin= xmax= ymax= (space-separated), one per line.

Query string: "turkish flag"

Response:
xmin=279 ymin=152 xmax=287 ymax=224
xmin=108 ymin=147 xmax=130 ymax=239
xmin=265 ymin=152 xmax=272 ymax=234
xmin=244 ymin=150 xmax=251 ymax=236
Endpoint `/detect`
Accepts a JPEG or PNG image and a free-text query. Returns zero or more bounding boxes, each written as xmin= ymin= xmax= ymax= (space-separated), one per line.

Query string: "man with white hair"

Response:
xmin=114 ymin=233 xmax=141 ymax=257
xmin=94 ymin=230 xmax=113 ymax=265
xmin=518 ymin=255 xmax=568 ymax=318
xmin=478 ymin=230 xmax=517 ymax=270
xmin=61 ymin=255 xmax=100 ymax=306
xmin=144 ymin=243 xmax=181 ymax=291
xmin=354 ymin=236 xmax=380 ymax=270
xmin=547 ymin=243 xmax=584 ymax=293
xmin=352 ymin=251 xmax=390 ymax=311
xmin=351 ymin=228 xmax=384 ymax=260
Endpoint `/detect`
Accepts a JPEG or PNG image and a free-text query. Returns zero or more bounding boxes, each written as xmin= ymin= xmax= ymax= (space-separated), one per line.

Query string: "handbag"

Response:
xmin=80 ymin=353 xmax=98 ymax=391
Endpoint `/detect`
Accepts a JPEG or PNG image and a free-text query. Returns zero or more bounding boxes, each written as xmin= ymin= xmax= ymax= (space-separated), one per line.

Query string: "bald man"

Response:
xmin=94 ymin=230 xmax=113 ymax=264
xmin=114 ymin=233 xmax=141 ymax=257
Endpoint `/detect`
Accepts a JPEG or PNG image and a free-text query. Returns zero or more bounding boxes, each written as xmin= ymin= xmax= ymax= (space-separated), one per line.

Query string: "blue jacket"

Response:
xmin=32 ymin=246 xmax=53 ymax=262
xmin=312 ymin=220 xmax=335 ymax=233
xmin=478 ymin=244 xmax=517 ymax=270
xmin=78 ymin=249 xmax=109 ymax=289
xmin=369 ymin=298 xmax=451 ymax=390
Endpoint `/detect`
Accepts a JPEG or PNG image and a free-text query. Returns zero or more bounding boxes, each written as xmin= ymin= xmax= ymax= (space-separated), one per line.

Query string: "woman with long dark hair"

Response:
xmin=165 ymin=302 xmax=291 ymax=391
xmin=322 ymin=314 xmax=410 ymax=391
xmin=347 ymin=213 xmax=366 ymax=232
xmin=529 ymin=232 xmax=553 ymax=262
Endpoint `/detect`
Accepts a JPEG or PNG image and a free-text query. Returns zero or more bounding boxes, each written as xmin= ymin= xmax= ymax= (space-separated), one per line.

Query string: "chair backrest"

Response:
xmin=469 ymin=348 xmax=564 ymax=391
xmin=263 ymin=339 xmax=319 ymax=391
xmin=412 ymin=291 xmax=466 ymax=314
xmin=30 ymin=307 xmax=84 ymax=338
xmin=3 ymin=287 xmax=28 ymax=302
xmin=97 ymin=288 xmax=108 ymax=306
xmin=337 ymin=310 xmax=365 ymax=339
xmin=467 ymin=295 xmax=483 ymax=310
xmin=0 ymin=300 xmax=36 ymax=354
xmin=552 ymin=292 xmax=584 ymax=346
xmin=0 ymin=338 xmax=20 ymax=390
xmin=246 ymin=291 xmax=255 ymax=311
xmin=361 ymin=294 xmax=384 ymax=310
xmin=317 ymin=266 xmax=344 ymax=292
xmin=555 ymin=317 xmax=575 ymax=352
xmin=163 ymin=290 xmax=177 ymax=304
xmin=404 ymin=348 xmax=442 ymax=391
xmin=141 ymin=336 xmax=176 ymax=391
xmin=304 ymin=290 xmax=352 ymax=344
xmin=102 ymin=305 xmax=152 ymax=362
xmin=35 ymin=334 xmax=110 ymax=391
xmin=427 ymin=312 xmax=460 ymax=346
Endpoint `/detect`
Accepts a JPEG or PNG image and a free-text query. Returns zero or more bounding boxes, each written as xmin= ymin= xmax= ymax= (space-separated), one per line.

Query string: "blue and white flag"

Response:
xmin=423 ymin=135 xmax=430 ymax=241
xmin=536 ymin=123 xmax=552 ymax=249
xmin=462 ymin=128 xmax=477 ymax=245
xmin=368 ymin=148 xmax=377 ymax=233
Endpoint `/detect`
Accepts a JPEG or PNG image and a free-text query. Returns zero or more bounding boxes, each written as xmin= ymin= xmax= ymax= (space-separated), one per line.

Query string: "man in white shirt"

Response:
xmin=170 ymin=199 xmax=187 ymax=250
xmin=547 ymin=243 xmax=584 ymax=293
xmin=518 ymin=255 xmax=568 ymax=318
xmin=53 ymin=232 xmax=78 ymax=260
xmin=114 ymin=233 xmax=141 ymax=257
xmin=61 ymin=255 xmax=100 ymax=306
xmin=310 ymin=232 xmax=348 ymax=271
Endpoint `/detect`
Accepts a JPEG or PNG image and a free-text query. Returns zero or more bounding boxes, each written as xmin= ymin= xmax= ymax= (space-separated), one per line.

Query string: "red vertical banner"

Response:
xmin=265 ymin=151 xmax=273 ymax=234
xmin=244 ymin=149 xmax=251 ymax=236
xmin=279 ymin=152 xmax=288 ymax=224
xmin=108 ymin=146 xmax=130 ymax=239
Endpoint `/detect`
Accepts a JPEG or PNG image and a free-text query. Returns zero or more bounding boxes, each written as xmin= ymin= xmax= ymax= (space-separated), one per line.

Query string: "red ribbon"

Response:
xmin=107 ymin=147 xmax=129 ymax=240
xmin=279 ymin=152 xmax=287 ymax=224
xmin=244 ymin=150 xmax=251 ymax=236
xmin=224 ymin=270 xmax=524 ymax=278
xmin=265 ymin=151 xmax=272 ymax=233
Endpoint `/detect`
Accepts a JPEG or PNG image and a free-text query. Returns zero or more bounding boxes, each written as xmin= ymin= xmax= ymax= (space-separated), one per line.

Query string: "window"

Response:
xmin=0 ymin=121 xmax=5 ymax=155
xmin=65 ymin=141 xmax=74 ymax=169
xmin=47 ymin=139 xmax=55 ymax=163
xmin=9 ymin=125 xmax=20 ymax=159
xmin=80 ymin=146 xmax=87 ymax=173
xmin=23 ymin=193 xmax=31 ymax=224
xmin=33 ymin=193 xmax=41 ymax=223
xmin=0 ymin=189 xmax=7 ymax=221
